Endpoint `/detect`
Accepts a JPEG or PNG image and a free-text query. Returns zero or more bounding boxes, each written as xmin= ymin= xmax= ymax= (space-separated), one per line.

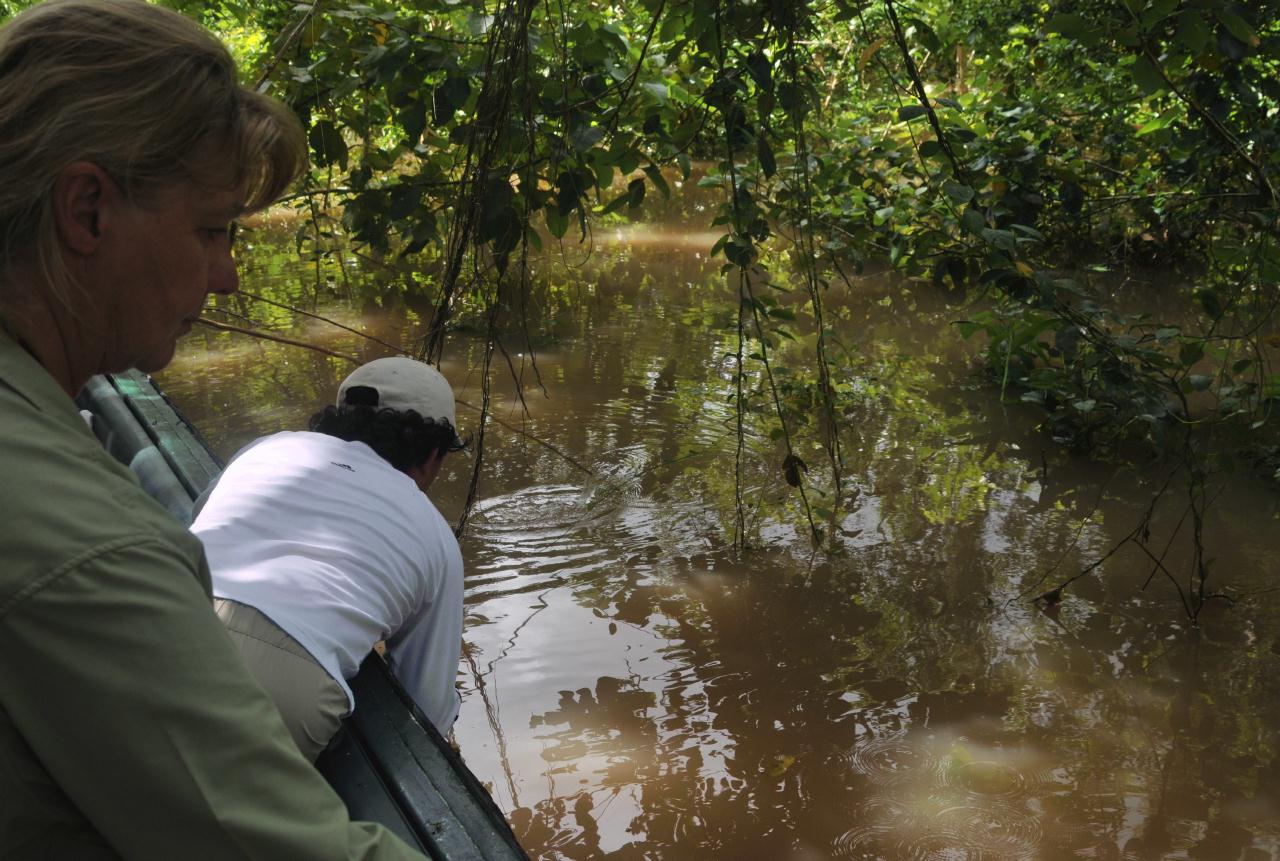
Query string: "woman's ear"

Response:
xmin=51 ymin=162 xmax=111 ymax=255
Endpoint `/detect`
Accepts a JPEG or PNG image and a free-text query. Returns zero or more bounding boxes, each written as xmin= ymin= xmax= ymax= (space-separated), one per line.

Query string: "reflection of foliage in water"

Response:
xmin=483 ymin=470 xmax=1280 ymax=858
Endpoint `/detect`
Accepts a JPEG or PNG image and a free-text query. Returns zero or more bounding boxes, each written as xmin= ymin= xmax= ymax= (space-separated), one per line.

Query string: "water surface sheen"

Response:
xmin=159 ymin=203 xmax=1280 ymax=860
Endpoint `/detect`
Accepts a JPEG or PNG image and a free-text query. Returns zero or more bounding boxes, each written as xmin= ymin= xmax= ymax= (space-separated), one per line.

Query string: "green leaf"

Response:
xmin=745 ymin=51 xmax=773 ymax=91
xmin=308 ymin=120 xmax=348 ymax=169
xmin=569 ymin=123 xmax=604 ymax=152
xmin=1046 ymin=13 xmax=1090 ymax=38
xmin=898 ymin=104 xmax=928 ymax=121
xmin=398 ymin=100 xmax=426 ymax=144
xmin=1195 ymin=288 xmax=1222 ymax=318
xmin=1131 ymin=56 xmax=1165 ymax=95
xmin=782 ymin=454 xmax=807 ymax=487
xmin=1135 ymin=114 xmax=1171 ymax=136
xmin=640 ymin=82 xmax=669 ymax=105
xmin=1215 ymin=9 xmax=1259 ymax=47
xmin=432 ymin=76 xmax=471 ymax=126
xmin=943 ymin=180 xmax=975 ymax=204
xmin=1142 ymin=0 xmax=1178 ymax=24
xmin=600 ymin=193 xmax=630 ymax=215
xmin=592 ymin=160 xmax=614 ymax=189
xmin=1176 ymin=11 xmax=1211 ymax=53
xmin=615 ymin=148 xmax=641 ymax=175
xmin=545 ymin=207 xmax=569 ymax=239
xmin=627 ymin=177 xmax=645 ymax=208
xmin=956 ymin=320 xmax=985 ymax=339
xmin=981 ymin=228 xmax=1017 ymax=252
xmin=643 ymin=164 xmax=670 ymax=199
xmin=962 ymin=209 xmax=986 ymax=234
xmin=1179 ymin=339 xmax=1205 ymax=367
xmin=725 ymin=236 xmax=754 ymax=266
xmin=757 ymin=134 xmax=777 ymax=179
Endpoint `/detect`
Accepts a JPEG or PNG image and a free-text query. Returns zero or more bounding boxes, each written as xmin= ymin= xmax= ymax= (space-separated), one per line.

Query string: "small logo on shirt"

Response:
xmin=330 ymin=461 xmax=355 ymax=472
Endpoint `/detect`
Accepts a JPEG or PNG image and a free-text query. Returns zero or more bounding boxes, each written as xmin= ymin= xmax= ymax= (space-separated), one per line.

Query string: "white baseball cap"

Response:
xmin=337 ymin=357 xmax=462 ymax=446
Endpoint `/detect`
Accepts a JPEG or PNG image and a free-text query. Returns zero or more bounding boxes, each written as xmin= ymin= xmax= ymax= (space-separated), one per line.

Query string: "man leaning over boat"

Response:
xmin=191 ymin=357 xmax=468 ymax=761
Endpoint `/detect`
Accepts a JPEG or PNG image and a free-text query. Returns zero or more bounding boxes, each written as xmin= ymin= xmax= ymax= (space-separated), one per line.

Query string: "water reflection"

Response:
xmin=158 ymin=200 xmax=1280 ymax=859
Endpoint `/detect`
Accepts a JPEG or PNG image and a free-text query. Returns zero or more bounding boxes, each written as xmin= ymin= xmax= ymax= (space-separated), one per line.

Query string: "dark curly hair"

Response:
xmin=309 ymin=388 xmax=464 ymax=474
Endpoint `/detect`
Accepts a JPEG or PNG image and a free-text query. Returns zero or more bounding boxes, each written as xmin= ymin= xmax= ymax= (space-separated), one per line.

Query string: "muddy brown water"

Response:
xmin=157 ymin=200 xmax=1280 ymax=860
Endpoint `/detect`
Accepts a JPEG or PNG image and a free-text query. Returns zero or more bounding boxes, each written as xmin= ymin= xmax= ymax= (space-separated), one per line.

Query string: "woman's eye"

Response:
xmin=201 ymin=223 xmax=239 ymax=245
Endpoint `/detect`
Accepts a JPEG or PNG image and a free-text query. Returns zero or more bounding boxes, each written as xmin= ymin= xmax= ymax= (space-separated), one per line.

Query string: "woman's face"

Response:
xmin=96 ymin=173 xmax=242 ymax=373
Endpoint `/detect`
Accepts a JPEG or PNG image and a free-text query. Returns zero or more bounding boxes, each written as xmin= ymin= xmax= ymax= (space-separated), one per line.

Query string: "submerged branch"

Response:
xmin=194 ymin=318 xmax=360 ymax=363
xmin=236 ymin=291 xmax=403 ymax=353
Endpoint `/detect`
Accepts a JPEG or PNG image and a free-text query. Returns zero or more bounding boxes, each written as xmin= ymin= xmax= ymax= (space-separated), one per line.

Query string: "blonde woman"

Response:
xmin=0 ymin=1 xmax=424 ymax=857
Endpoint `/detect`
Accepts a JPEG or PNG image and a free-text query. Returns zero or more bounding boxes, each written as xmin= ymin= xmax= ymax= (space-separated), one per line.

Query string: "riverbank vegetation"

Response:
xmin=12 ymin=0 xmax=1277 ymax=611
xmin=200 ymin=0 xmax=1280 ymax=614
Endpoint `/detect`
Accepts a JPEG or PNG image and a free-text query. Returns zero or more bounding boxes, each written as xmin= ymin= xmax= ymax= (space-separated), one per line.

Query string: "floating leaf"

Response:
xmin=767 ymin=754 xmax=796 ymax=778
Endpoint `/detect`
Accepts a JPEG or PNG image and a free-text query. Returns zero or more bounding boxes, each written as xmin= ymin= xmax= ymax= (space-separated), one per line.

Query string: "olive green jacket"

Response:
xmin=0 ymin=333 xmax=423 ymax=860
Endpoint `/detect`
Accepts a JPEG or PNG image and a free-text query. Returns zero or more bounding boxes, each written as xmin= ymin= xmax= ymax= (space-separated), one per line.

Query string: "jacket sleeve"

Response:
xmin=0 ymin=536 xmax=426 ymax=861
xmin=384 ymin=538 xmax=464 ymax=734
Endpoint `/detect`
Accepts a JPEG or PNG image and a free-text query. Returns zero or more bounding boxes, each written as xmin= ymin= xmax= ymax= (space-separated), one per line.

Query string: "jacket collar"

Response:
xmin=0 ymin=329 xmax=86 ymax=432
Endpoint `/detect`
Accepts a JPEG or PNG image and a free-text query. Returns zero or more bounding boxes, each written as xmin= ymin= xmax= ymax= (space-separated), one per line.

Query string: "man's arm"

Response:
xmin=0 ymin=537 xmax=426 ymax=861
xmin=384 ymin=545 xmax=464 ymax=733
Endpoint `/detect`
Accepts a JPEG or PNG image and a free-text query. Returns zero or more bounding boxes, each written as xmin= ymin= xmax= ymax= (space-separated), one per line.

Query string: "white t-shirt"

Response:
xmin=190 ymin=431 xmax=463 ymax=732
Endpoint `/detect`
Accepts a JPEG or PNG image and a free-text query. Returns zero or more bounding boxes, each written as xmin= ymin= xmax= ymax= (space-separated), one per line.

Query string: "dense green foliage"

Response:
xmin=4 ymin=0 xmax=1277 ymax=589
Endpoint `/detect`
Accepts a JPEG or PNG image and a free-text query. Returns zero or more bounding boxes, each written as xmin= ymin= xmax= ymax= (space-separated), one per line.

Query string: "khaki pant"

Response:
xmin=214 ymin=599 xmax=348 ymax=761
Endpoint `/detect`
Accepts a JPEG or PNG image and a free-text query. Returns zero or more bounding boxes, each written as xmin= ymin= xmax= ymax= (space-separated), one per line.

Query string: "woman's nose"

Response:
xmin=209 ymin=246 xmax=239 ymax=296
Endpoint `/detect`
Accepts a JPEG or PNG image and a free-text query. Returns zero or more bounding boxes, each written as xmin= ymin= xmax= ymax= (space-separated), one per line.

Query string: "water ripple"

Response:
xmin=842 ymin=731 xmax=942 ymax=786
xmin=935 ymin=803 xmax=1041 ymax=858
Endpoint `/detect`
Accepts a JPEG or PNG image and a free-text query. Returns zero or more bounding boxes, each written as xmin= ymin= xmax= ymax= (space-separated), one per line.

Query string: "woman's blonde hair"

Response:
xmin=0 ymin=0 xmax=306 ymax=307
